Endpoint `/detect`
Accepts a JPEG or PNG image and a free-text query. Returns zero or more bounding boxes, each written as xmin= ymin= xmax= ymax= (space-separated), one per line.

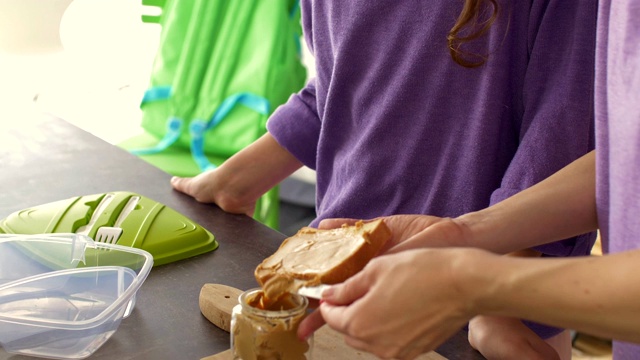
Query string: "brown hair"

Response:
xmin=448 ymin=0 xmax=499 ymax=68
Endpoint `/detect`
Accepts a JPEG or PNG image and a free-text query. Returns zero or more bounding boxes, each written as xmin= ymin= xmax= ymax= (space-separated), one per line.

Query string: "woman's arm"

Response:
xmin=299 ymin=152 xmax=601 ymax=355
xmin=487 ymin=0 xmax=597 ymax=259
xmin=472 ymin=248 xmax=640 ymax=343
xmin=457 ymin=150 xmax=598 ymax=253
xmin=312 ymin=246 xmax=640 ymax=359
xmin=388 ymin=150 xmax=598 ymax=254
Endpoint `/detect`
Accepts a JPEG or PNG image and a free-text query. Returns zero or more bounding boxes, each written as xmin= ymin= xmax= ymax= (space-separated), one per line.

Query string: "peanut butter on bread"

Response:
xmin=255 ymin=220 xmax=391 ymax=302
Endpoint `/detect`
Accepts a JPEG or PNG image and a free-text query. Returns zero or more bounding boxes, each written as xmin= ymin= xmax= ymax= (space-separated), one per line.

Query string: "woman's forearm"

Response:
xmin=468 ymin=249 xmax=640 ymax=342
xmin=457 ymin=150 xmax=598 ymax=253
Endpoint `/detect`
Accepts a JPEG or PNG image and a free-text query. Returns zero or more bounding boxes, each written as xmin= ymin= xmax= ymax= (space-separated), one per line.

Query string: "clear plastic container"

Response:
xmin=0 ymin=233 xmax=153 ymax=359
xmin=230 ymin=288 xmax=313 ymax=360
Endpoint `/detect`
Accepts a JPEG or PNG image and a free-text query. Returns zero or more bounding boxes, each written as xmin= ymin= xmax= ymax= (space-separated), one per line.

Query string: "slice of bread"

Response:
xmin=255 ymin=219 xmax=391 ymax=301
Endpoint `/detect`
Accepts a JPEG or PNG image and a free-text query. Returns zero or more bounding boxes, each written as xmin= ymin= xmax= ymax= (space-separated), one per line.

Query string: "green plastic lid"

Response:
xmin=0 ymin=191 xmax=218 ymax=266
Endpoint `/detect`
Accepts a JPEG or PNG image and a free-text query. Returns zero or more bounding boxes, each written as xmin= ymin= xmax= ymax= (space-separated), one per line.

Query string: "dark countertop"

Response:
xmin=0 ymin=114 xmax=484 ymax=360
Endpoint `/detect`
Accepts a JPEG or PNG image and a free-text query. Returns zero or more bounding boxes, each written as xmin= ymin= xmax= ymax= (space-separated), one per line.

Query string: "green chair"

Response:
xmin=119 ymin=0 xmax=306 ymax=230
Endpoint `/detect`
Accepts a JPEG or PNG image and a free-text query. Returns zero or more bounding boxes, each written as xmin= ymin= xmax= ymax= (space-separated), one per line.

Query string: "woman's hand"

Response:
xmin=297 ymin=215 xmax=474 ymax=343
xmin=318 ymin=215 xmax=470 ymax=254
xmin=300 ymin=247 xmax=494 ymax=359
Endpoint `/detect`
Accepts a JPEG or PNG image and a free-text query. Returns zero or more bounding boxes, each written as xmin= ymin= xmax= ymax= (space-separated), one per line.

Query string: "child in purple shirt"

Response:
xmin=300 ymin=0 xmax=640 ymax=358
xmin=172 ymin=1 xmax=597 ymax=357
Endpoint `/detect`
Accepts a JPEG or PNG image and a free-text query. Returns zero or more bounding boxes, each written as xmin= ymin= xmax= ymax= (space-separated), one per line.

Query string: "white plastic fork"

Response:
xmin=95 ymin=196 xmax=140 ymax=244
xmin=76 ymin=194 xmax=114 ymax=236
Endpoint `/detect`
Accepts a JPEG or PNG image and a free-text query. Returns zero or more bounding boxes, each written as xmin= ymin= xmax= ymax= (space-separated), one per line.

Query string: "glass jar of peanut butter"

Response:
xmin=230 ymin=288 xmax=313 ymax=360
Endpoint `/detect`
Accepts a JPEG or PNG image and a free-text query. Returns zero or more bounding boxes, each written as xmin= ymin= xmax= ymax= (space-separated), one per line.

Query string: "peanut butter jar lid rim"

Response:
xmin=239 ymin=288 xmax=308 ymax=317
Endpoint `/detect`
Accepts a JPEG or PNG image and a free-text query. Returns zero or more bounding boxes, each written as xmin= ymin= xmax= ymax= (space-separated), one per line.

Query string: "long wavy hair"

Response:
xmin=448 ymin=0 xmax=500 ymax=68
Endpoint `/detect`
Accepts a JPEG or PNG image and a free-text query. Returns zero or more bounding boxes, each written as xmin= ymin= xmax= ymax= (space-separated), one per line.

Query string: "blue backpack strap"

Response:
xmin=130 ymin=116 xmax=184 ymax=156
xmin=190 ymin=92 xmax=270 ymax=172
xmin=130 ymin=86 xmax=184 ymax=156
xmin=141 ymin=85 xmax=172 ymax=104
xmin=289 ymin=0 xmax=300 ymax=18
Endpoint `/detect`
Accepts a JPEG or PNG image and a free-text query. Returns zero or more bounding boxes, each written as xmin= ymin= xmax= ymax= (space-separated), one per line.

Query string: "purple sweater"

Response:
xmin=268 ymin=0 xmax=597 ymax=338
xmin=596 ymin=0 xmax=640 ymax=358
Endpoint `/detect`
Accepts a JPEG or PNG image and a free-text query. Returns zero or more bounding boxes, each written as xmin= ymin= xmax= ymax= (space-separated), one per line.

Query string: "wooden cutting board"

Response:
xmin=199 ymin=284 xmax=446 ymax=360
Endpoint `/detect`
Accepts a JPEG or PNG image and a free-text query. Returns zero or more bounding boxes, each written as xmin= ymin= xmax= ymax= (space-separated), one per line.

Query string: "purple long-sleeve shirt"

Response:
xmin=595 ymin=0 xmax=640 ymax=358
xmin=268 ymin=0 xmax=597 ymax=339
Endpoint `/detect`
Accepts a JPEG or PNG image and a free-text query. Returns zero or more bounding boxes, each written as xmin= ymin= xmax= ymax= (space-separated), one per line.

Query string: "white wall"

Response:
xmin=0 ymin=0 xmax=160 ymax=143
xmin=0 ymin=0 xmax=315 ymax=183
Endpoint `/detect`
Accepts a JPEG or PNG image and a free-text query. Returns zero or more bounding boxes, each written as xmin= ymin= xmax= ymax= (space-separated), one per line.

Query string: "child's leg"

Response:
xmin=469 ymin=316 xmax=561 ymax=360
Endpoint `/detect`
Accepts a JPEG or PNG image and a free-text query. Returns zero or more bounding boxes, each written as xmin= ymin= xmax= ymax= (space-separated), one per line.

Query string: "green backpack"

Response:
xmin=120 ymin=0 xmax=307 ymax=229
